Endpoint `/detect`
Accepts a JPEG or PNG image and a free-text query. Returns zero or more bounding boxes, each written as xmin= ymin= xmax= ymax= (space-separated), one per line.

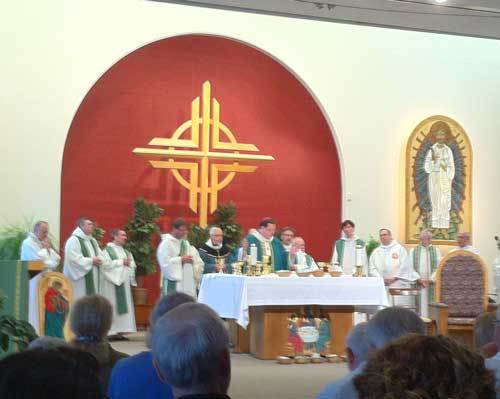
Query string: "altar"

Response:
xmin=198 ymin=274 xmax=389 ymax=359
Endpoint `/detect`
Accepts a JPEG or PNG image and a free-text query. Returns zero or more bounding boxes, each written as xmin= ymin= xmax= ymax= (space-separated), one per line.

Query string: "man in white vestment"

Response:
xmin=331 ymin=220 xmax=368 ymax=275
xmin=400 ymin=230 xmax=442 ymax=317
xmin=369 ymin=228 xmax=409 ymax=306
xmin=102 ymin=229 xmax=137 ymax=337
xmin=21 ymin=221 xmax=61 ymax=334
xmin=63 ymin=218 xmax=105 ymax=301
xmin=289 ymin=237 xmax=319 ymax=273
xmin=156 ymin=218 xmax=204 ymax=298
xmin=449 ymin=231 xmax=480 ymax=255
xmin=424 ymin=127 xmax=455 ymax=229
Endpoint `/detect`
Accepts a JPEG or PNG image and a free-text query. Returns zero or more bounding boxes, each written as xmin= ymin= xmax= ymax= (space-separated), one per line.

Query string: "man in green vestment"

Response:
xmin=245 ymin=218 xmax=288 ymax=272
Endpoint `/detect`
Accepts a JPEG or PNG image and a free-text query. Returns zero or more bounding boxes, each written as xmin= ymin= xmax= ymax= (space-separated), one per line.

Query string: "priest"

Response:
xmin=102 ymin=229 xmax=137 ymax=337
xmin=401 ymin=230 xmax=442 ymax=317
xmin=63 ymin=218 xmax=105 ymax=301
xmin=369 ymin=228 xmax=409 ymax=305
xmin=198 ymin=226 xmax=235 ymax=273
xmin=450 ymin=231 xmax=480 ymax=255
xmin=279 ymin=227 xmax=296 ymax=255
xmin=156 ymin=218 xmax=204 ymax=297
xmin=245 ymin=218 xmax=288 ymax=271
xmin=331 ymin=220 xmax=367 ymax=275
xmin=289 ymin=237 xmax=319 ymax=273
xmin=21 ymin=221 xmax=61 ymax=335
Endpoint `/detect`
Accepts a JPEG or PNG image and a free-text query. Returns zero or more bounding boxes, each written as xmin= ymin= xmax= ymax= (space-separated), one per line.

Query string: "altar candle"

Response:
xmin=355 ymin=245 xmax=364 ymax=267
xmin=250 ymin=243 xmax=257 ymax=266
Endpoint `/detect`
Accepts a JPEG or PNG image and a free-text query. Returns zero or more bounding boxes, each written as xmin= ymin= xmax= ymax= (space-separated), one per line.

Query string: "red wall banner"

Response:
xmin=61 ymin=35 xmax=342 ymax=298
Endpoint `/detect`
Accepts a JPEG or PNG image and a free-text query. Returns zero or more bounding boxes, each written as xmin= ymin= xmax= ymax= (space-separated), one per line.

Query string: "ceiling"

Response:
xmin=152 ymin=0 xmax=500 ymax=40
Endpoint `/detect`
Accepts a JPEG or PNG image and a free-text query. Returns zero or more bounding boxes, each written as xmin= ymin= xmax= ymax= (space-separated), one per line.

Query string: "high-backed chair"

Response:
xmin=429 ymin=250 xmax=488 ymax=344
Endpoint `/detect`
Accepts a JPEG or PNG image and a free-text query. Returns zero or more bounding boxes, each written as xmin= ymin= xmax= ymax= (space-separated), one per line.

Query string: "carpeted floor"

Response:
xmin=112 ymin=333 xmax=349 ymax=399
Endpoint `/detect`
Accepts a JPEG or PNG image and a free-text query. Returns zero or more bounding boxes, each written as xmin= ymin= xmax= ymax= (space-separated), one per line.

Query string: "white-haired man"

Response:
xmin=152 ymin=302 xmax=231 ymax=399
xmin=317 ymin=322 xmax=370 ymax=399
xmin=289 ymin=237 xmax=319 ymax=273
xmin=317 ymin=307 xmax=425 ymax=399
xmin=22 ymin=221 xmax=61 ymax=335
xmin=63 ymin=218 xmax=105 ymax=301
xmin=450 ymin=231 xmax=480 ymax=255
xmin=101 ymin=229 xmax=137 ymax=337
xmin=156 ymin=218 xmax=204 ymax=298
xmin=198 ymin=227 xmax=235 ymax=274
xmin=400 ymin=230 xmax=442 ymax=317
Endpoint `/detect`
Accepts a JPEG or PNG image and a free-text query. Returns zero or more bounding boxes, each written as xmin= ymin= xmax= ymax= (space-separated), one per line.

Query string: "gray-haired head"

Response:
xmin=70 ymin=295 xmax=112 ymax=339
xmin=209 ymin=226 xmax=223 ymax=236
xmin=474 ymin=312 xmax=495 ymax=349
xmin=366 ymin=307 xmax=425 ymax=348
xmin=420 ymin=229 xmax=432 ymax=239
xmin=28 ymin=336 xmax=70 ymax=351
xmin=152 ymin=302 xmax=230 ymax=395
xmin=345 ymin=322 xmax=370 ymax=371
xmin=33 ymin=221 xmax=48 ymax=233
xmin=146 ymin=292 xmax=195 ymax=348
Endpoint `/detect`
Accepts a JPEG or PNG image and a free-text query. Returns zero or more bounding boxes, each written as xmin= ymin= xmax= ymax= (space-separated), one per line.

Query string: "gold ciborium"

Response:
xmin=261 ymin=255 xmax=272 ymax=275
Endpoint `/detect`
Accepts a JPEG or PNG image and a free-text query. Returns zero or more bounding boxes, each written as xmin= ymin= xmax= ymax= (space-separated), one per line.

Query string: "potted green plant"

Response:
xmin=125 ymin=198 xmax=163 ymax=304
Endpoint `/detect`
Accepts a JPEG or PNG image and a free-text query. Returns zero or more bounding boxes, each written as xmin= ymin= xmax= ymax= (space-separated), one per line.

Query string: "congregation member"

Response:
xmin=246 ymin=217 xmax=288 ymax=271
xmin=401 ymin=229 xmax=442 ymax=317
xmin=108 ymin=292 xmax=195 ymax=399
xmin=317 ymin=307 xmax=425 ymax=399
xmin=316 ymin=322 xmax=369 ymax=399
xmin=474 ymin=312 xmax=497 ymax=358
xmin=199 ymin=226 xmax=234 ymax=273
xmin=279 ymin=226 xmax=296 ymax=254
xmin=28 ymin=336 xmax=70 ymax=350
xmin=157 ymin=218 xmax=204 ymax=297
xmin=450 ymin=231 xmax=480 ymax=254
xmin=369 ymin=228 xmax=409 ymax=305
xmin=485 ymin=308 xmax=500 ymax=394
xmin=152 ymin=302 xmax=232 ymax=399
xmin=21 ymin=221 xmax=61 ymax=335
xmin=102 ymin=229 xmax=137 ymax=337
xmin=0 ymin=347 xmax=103 ymax=399
xmin=331 ymin=220 xmax=367 ymax=275
xmin=354 ymin=335 xmax=496 ymax=399
xmin=70 ymin=295 xmax=128 ymax=394
xmin=64 ymin=218 xmax=105 ymax=301
xmin=289 ymin=236 xmax=319 ymax=273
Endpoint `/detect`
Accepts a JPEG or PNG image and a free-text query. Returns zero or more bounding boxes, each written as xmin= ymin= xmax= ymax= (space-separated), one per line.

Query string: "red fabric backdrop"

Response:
xmin=61 ymin=35 xmax=342 ymax=300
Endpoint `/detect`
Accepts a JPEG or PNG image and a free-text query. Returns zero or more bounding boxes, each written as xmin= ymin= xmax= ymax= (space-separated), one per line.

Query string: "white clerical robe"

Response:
xmin=63 ymin=227 xmax=105 ymax=301
xmin=369 ymin=241 xmax=409 ymax=306
xmin=21 ymin=233 xmax=61 ymax=335
xmin=449 ymin=245 xmax=480 ymax=255
xmin=331 ymin=234 xmax=368 ymax=276
xmin=293 ymin=250 xmax=319 ymax=273
xmin=401 ymin=245 xmax=442 ymax=317
xmin=101 ymin=243 xmax=137 ymax=335
xmin=156 ymin=233 xmax=204 ymax=298
xmin=424 ymin=143 xmax=455 ymax=229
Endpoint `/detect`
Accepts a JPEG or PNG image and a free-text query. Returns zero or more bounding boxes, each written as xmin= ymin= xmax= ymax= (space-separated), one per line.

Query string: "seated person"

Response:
xmin=0 ymin=346 xmax=103 ymax=399
xmin=354 ymin=334 xmax=496 ymax=399
xmin=70 ymin=295 xmax=128 ymax=394
xmin=108 ymin=293 xmax=195 ymax=399
xmin=245 ymin=218 xmax=288 ymax=271
xmin=198 ymin=227 xmax=235 ymax=273
xmin=289 ymin=237 xmax=319 ymax=273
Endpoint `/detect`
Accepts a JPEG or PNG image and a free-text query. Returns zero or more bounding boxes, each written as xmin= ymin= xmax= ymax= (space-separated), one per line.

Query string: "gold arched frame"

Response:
xmin=405 ymin=115 xmax=472 ymax=245
xmin=37 ymin=272 xmax=73 ymax=341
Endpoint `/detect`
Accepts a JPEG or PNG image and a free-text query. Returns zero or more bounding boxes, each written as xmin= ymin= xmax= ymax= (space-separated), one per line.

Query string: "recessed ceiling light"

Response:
xmin=435 ymin=0 xmax=447 ymax=3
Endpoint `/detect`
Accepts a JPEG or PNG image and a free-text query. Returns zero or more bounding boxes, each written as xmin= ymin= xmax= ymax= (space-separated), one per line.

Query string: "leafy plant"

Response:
xmin=495 ymin=236 xmax=500 ymax=251
xmin=125 ymin=198 xmax=164 ymax=276
xmin=0 ymin=291 xmax=37 ymax=356
xmin=0 ymin=220 xmax=32 ymax=260
xmin=91 ymin=223 xmax=106 ymax=248
xmin=366 ymin=236 xmax=380 ymax=260
xmin=188 ymin=225 xmax=209 ymax=249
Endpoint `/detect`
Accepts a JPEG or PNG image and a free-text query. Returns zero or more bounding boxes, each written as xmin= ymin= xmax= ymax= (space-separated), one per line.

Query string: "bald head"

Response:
xmin=291 ymin=237 xmax=306 ymax=252
xmin=457 ymin=232 xmax=471 ymax=248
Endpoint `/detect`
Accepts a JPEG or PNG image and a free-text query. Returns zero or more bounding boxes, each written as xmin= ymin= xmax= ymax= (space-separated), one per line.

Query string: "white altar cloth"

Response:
xmin=198 ymin=274 xmax=389 ymax=328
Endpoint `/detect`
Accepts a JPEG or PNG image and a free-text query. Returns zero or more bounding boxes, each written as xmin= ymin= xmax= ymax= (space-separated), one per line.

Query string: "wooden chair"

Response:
xmin=429 ymin=250 xmax=488 ymax=347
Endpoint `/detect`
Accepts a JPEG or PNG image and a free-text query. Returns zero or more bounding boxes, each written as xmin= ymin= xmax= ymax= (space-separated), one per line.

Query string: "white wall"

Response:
xmin=2 ymin=0 xmax=499 ymax=276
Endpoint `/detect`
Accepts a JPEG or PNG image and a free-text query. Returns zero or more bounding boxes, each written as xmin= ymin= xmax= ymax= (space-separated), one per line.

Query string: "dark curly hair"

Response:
xmin=353 ymin=334 xmax=496 ymax=399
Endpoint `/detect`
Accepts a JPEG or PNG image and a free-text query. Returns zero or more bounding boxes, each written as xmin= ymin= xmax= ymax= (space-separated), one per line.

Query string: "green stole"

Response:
xmin=165 ymin=240 xmax=190 ymax=295
xmin=104 ymin=246 xmax=130 ymax=315
xmin=290 ymin=253 xmax=313 ymax=268
xmin=413 ymin=245 xmax=438 ymax=275
xmin=75 ymin=236 xmax=100 ymax=295
xmin=335 ymin=239 xmax=365 ymax=267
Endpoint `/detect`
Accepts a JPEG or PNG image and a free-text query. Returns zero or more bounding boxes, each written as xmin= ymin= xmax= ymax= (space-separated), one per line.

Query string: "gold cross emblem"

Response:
xmin=133 ymin=81 xmax=274 ymax=227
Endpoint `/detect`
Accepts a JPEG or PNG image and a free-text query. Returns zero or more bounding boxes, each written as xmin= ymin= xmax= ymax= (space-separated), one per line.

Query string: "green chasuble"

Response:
xmin=335 ymin=238 xmax=365 ymax=268
xmin=75 ymin=236 xmax=99 ymax=295
xmin=245 ymin=235 xmax=288 ymax=272
xmin=104 ymin=246 xmax=129 ymax=315
xmin=413 ymin=245 xmax=439 ymax=303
